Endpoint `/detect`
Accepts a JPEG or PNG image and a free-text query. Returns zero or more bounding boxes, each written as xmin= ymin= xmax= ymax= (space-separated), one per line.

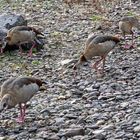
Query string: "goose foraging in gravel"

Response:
xmin=119 ymin=16 xmax=140 ymax=49
xmin=0 ymin=76 xmax=43 ymax=123
xmin=2 ymin=26 xmax=45 ymax=56
xmin=73 ymin=34 xmax=120 ymax=74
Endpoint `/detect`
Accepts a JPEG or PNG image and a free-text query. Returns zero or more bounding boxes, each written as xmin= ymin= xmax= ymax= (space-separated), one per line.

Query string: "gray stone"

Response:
xmin=134 ymin=125 xmax=140 ymax=133
xmin=93 ymin=130 xmax=106 ymax=140
xmin=49 ymin=135 xmax=60 ymax=140
xmin=0 ymin=14 xmax=27 ymax=29
xmin=59 ymin=128 xmax=85 ymax=137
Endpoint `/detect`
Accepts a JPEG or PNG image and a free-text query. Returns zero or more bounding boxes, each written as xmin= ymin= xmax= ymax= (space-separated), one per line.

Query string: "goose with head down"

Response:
xmin=119 ymin=16 xmax=140 ymax=49
xmin=0 ymin=76 xmax=43 ymax=123
xmin=73 ymin=34 xmax=120 ymax=74
xmin=1 ymin=26 xmax=45 ymax=56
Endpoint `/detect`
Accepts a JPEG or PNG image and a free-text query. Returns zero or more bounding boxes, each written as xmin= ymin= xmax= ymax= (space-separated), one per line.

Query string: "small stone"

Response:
xmin=40 ymin=108 xmax=51 ymax=115
xmin=55 ymin=118 xmax=65 ymax=125
xmin=96 ymin=120 xmax=105 ymax=126
xmin=135 ymin=108 xmax=140 ymax=114
xmin=59 ymin=128 xmax=85 ymax=137
xmin=120 ymin=102 xmax=129 ymax=108
xmin=93 ymin=130 xmax=106 ymax=140
xmin=93 ymin=129 xmax=104 ymax=135
xmin=59 ymin=59 xmax=75 ymax=66
xmin=96 ymin=24 xmax=102 ymax=30
xmin=0 ymin=137 xmax=7 ymax=140
xmin=134 ymin=125 xmax=140 ymax=133
xmin=86 ymin=125 xmax=99 ymax=129
xmin=102 ymin=124 xmax=115 ymax=130
xmin=49 ymin=135 xmax=60 ymax=140
xmin=65 ymin=114 xmax=78 ymax=119
xmin=28 ymin=127 xmax=38 ymax=133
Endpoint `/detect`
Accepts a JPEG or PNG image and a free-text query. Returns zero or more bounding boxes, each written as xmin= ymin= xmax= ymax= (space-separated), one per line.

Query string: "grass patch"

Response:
xmin=31 ymin=60 xmax=41 ymax=65
xmin=91 ymin=15 xmax=103 ymax=21
xmin=126 ymin=11 xmax=136 ymax=16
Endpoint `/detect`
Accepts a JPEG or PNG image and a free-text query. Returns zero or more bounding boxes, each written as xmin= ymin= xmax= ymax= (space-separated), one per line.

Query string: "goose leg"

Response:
xmin=19 ymin=45 xmax=23 ymax=55
xmin=16 ymin=104 xmax=23 ymax=123
xmin=73 ymin=69 xmax=78 ymax=79
xmin=28 ymin=42 xmax=36 ymax=57
xmin=101 ymin=56 xmax=106 ymax=73
xmin=22 ymin=104 xmax=26 ymax=119
xmin=123 ymin=34 xmax=130 ymax=49
xmin=73 ymin=65 xmax=78 ymax=78
xmin=92 ymin=57 xmax=103 ymax=71
xmin=131 ymin=31 xmax=134 ymax=48
xmin=123 ymin=31 xmax=134 ymax=49
xmin=16 ymin=104 xmax=26 ymax=123
xmin=0 ymin=48 xmax=3 ymax=54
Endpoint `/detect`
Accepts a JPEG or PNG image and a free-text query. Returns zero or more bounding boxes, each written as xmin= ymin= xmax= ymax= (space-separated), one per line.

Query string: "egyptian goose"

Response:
xmin=0 ymin=76 xmax=43 ymax=123
xmin=2 ymin=26 xmax=45 ymax=56
xmin=73 ymin=34 xmax=120 ymax=73
xmin=119 ymin=16 xmax=140 ymax=49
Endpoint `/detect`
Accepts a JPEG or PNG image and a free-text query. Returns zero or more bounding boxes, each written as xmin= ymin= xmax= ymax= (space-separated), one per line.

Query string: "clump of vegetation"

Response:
xmin=91 ymin=15 xmax=103 ymax=21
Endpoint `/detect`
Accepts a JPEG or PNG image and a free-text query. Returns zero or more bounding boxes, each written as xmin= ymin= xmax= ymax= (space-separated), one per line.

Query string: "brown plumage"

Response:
xmin=2 ymin=26 xmax=45 ymax=56
xmin=0 ymin=76 xmax=43 ymax=123
xmin=73 ymin=34 xmax=120 ymax=73
xmin=119 ymin=16 xmax=140 ymax=49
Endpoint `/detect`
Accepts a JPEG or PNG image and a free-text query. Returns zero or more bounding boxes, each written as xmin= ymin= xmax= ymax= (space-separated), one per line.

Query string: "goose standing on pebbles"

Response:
xmin=1 ymin=26 xmax=45 ymax=56
xmin=73 ymin=34 xmax=120 ymax=74
xmin=119 ymin=16 xmax=140 ymax=49
xmin=0 ymin=76 xmax=43 ymax=123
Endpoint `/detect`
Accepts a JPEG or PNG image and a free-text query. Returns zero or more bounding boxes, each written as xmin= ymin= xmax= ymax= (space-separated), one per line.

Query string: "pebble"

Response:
xmin=134 ymin=125 xmax=140 ymax=133
xmin=0 ymin=137 xmax=6 ymax=140
xmin=96 ymin=120 xmax=105 ymax=126
xmin=59 ymin=128 xmax=85 ymax=137
xmin=0 ymin=0 xmax=140 ymax=140
xmin=102 ymin=124 xmax=115 ymax=130
xmin=49 ymin=135 xmax=60 ymax=140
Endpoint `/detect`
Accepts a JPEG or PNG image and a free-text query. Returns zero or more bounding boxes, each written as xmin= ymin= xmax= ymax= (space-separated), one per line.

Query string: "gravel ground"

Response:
xmin=0 ymin=0 xmax=140 ymax=139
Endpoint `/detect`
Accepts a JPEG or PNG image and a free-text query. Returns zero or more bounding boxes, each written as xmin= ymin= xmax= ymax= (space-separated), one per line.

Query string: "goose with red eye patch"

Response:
xmin=2 ymin=26 xmax=46 ymax=56
xmin=73 ymin=34 xmax=120 ymax=75
xmin=0 ymin=76 xmax=43 ymax=123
